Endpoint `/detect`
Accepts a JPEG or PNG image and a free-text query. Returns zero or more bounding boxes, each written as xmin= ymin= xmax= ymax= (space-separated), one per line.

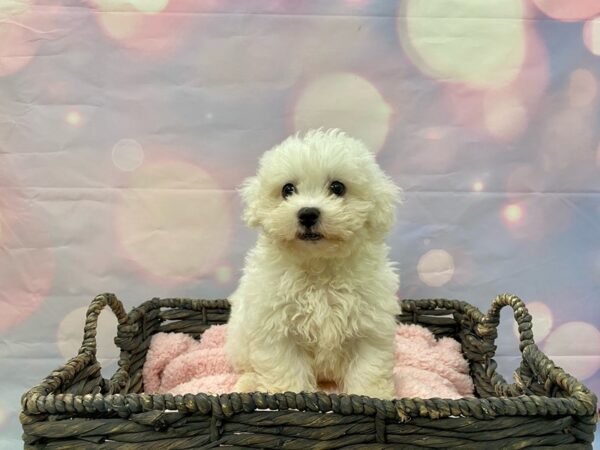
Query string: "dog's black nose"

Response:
xmin=298 ymin=207 xmax=320 ymax=228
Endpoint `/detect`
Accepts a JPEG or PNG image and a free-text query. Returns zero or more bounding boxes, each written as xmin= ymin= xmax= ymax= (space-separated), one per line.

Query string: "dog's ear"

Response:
xmin=239 ymin=176 xmax=261 ymax=228
xmin=367 ymin=174 xmax=402 ymax=239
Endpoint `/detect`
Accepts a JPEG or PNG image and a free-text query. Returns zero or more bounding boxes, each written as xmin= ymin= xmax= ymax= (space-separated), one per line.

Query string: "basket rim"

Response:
xmin=21 ymin=294 xmax=599 ymax=423
xmin=20 ymin=388 xmax=597 ymax=422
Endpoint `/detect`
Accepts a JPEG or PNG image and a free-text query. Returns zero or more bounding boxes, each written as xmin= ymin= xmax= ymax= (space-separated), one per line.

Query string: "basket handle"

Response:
xmin=476 ymin=293 xmax=537 ymax=395
xmin=79 ymin=293 xmax=128 ymax=358
xmin=479 ymin=293 xmax=535 ymax=351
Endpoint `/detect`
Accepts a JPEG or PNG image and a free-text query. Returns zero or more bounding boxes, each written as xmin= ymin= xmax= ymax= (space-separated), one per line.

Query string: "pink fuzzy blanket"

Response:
xmin=143 ymin=324 xmax=474 ymax=399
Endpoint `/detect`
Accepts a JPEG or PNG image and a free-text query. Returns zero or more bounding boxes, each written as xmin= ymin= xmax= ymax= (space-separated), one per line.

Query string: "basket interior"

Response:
xmin=108 ymin=298 xmax=556 ymax=400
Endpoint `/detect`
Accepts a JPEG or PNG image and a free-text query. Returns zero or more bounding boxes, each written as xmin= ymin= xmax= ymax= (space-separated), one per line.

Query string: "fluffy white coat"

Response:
xmin=225 ymin=129 xmax=401 ymax=399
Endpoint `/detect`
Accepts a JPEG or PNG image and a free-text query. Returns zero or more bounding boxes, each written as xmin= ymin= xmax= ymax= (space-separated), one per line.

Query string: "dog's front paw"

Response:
xmin=234 ymin=372 xmax=258 ymax=393
xmin=345 ymin=377 xmax=396 ymax=400
xmin=363 ymin=383 xmax=396 ymax=400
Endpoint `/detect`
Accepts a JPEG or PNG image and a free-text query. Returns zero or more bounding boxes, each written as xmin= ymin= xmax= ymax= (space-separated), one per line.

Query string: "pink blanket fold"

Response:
xmin=142 ymin=324 xmax=474 ymax=399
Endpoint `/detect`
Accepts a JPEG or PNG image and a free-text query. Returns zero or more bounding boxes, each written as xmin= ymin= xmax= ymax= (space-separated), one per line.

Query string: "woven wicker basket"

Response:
xmin=21 ymin=293 xmax=597 ymax=449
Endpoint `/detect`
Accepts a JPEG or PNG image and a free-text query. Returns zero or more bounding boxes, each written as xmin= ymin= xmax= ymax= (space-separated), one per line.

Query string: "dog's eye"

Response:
xmin=329 ymin=181 xmax=346 ymax=197
xmin=282 ymin=183 xmax=296 ymax=199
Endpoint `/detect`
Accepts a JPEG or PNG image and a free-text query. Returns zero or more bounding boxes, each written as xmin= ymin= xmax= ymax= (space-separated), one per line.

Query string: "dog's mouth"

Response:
xmin=298 ymin=231 xmax=323 ymax=241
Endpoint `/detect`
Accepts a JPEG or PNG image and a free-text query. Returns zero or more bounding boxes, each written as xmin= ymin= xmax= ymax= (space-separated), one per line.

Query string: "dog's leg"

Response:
xmin=342 ymin=341 xmax=396 ymax=400
xmin=240 ymin=339 xmax=317 ymax=394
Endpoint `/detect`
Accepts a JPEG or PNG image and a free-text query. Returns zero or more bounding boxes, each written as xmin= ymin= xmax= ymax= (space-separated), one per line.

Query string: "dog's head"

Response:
xmin=241 ymin=129 xmax=401 ymax=257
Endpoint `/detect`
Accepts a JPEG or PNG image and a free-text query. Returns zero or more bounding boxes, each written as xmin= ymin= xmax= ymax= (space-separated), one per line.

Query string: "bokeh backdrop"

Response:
xmin=1 ymin=0 xmax=600 ymax=447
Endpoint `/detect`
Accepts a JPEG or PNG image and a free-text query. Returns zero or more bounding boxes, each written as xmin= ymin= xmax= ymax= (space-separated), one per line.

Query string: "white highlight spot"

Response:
xmin=293 ymin=73 xmax=391 ymax=153
xmin=512 ymin=301 xmax=553 ymax=342
xmin=417 ymin=249 xmax=455 ymax=287
xmin=503 ymin=203 xmax=523 ymax=224
xmin=400 ymin=0 xmax=525 ymax=87
xmin=584 ymin=18 xmax=600 ymax=56
xmin=544 ymin=321 xmax=600 ymax=380
xmin=115 ymin=160 xmax=232 ymax=281
xmin=65 ymin=111 xmax=82 ymax=126
xmin=472 ymin=181 xmax=484 ymax=192
xmin=112 ymin=139 xmax=144 ymax=172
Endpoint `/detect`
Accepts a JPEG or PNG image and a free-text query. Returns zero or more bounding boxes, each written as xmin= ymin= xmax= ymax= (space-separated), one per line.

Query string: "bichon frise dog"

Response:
xmin=225 ymin=129 xmax=401 ymax=399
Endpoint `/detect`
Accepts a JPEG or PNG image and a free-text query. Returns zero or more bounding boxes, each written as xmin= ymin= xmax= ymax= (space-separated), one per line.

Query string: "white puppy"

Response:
xmin=225 ymin=129 xmax=401 ymax=399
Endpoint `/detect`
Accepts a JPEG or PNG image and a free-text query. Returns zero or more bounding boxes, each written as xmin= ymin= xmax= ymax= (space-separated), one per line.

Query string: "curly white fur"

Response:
xmin=224 ymin=129 xmax=401 ymax=399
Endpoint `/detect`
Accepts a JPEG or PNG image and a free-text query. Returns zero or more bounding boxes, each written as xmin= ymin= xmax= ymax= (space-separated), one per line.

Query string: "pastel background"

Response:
xmin=1 ymin=0 xmax=600 ymax=447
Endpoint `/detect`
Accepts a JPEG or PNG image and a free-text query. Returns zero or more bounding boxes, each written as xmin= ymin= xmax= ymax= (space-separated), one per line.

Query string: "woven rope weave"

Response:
xmin=21 ymin=293 xmax=598 ymax=449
